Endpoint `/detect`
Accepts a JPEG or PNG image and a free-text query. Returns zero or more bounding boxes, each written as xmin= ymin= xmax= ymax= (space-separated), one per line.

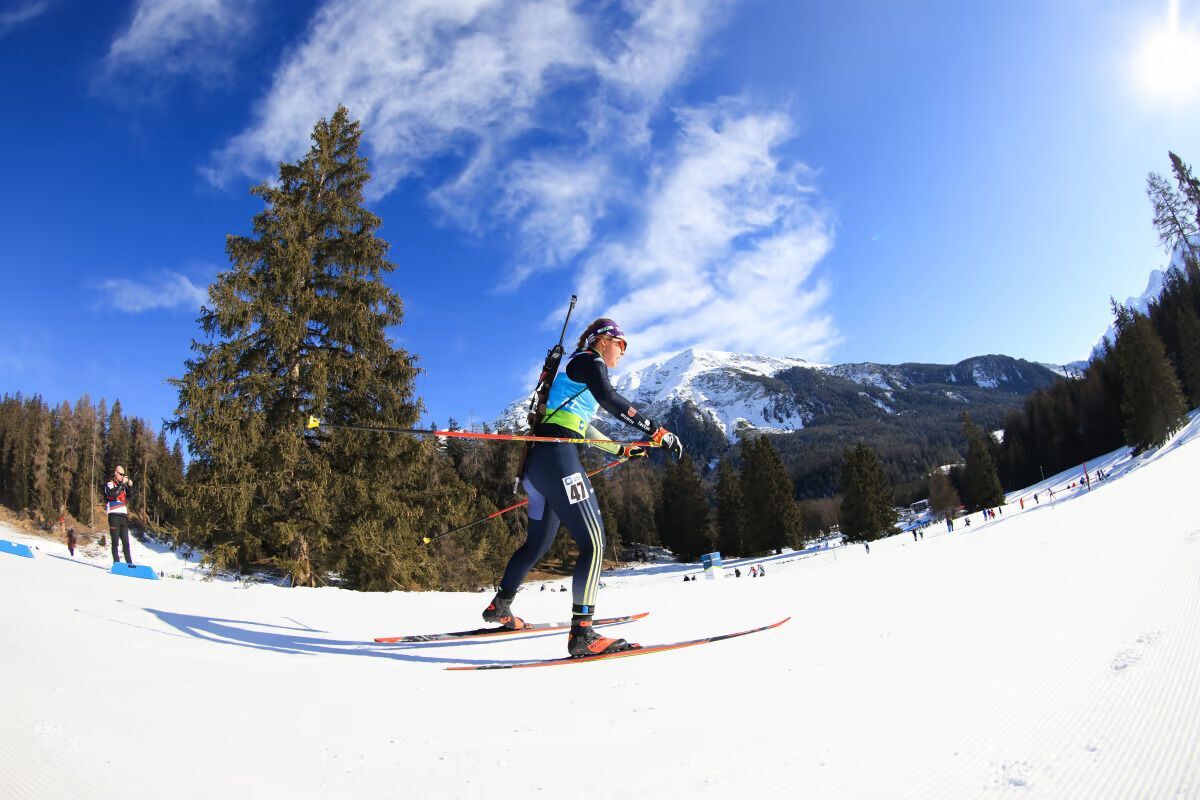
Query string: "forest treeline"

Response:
xmin=2 ymin=107 xmax=1195 ymax=592
xmin=994 ymin=152 xmax=1199 ymax=487
xmin=0 ymin=395 xmax=185 ymax=531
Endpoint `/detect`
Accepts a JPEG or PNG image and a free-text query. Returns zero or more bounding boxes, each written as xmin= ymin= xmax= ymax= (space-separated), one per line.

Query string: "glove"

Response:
xmin=651 ymin=428 xmax=684 ymax=461
xmin=619 ymin=445 xmax=648 ymax=461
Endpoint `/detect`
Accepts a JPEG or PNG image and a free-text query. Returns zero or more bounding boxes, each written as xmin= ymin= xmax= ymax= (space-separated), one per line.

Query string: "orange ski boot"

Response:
xmin=482 ymin=592 xmax=525 ymax=630
xmin=567 ymin=619 xmax=636 ymax=657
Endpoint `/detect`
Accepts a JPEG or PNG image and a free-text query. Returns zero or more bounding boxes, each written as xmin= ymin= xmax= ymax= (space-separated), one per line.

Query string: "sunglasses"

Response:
xmin=608 ymin=336 xmax=627 ymax=353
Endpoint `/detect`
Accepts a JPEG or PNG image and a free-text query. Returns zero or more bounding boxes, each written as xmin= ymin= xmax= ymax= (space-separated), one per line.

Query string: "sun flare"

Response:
xmin=1133 ymin=0 xmax=1200 ymax=107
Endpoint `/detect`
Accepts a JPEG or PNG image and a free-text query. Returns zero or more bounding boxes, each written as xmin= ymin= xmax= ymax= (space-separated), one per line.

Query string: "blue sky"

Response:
xmin=3 ymin=0 xmax=1200 ymax=435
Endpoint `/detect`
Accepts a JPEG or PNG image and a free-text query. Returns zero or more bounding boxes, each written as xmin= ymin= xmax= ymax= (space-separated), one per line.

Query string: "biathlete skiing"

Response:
xmin=482 ymin=318 xmax=685 ymax=657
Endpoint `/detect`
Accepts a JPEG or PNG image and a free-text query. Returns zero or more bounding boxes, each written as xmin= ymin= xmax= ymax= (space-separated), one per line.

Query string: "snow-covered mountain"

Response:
xmin=498 ymin=348 xmax=1061 ymax=444
xmin=1090 ymin=268 xmax=1167 ymax=360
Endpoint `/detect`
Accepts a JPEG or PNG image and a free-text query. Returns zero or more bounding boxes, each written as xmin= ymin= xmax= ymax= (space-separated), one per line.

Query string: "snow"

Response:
xmin=859 ymin=391 xmax=896 ymax=414
xmin=611 ymin=347 xmax=818 ymax=439
xmin=5 ymin=413 xmax=1200 ymax=799
xmin=1091 ymin=268 xmax=1167 ymax=360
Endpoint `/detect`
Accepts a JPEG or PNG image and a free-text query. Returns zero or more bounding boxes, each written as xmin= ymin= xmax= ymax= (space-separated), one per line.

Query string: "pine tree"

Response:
xmin=1168 ymin=152 xmax=1200 ymax=239
xmin=838 ymin=442 xmax=896 ymax=542
xmin=1163 ymin=269 xmax=1200 ymax=408
xmin=1111 ymin=302 xmax=1188 ymax=452
xmin=960 ymin=412 xmax=1005 ymax=511
xmin=169 ymin=106 xmax=478 ymax=590
xmin=658 ymin=455 xmax=713 ymax=562
xmin=714 ymin=457 xmax=744 ymax=557
xmin=1148 ymin=170 xmax=1200 ymax=264
xmin=29 ymin=398 xmax=53 ymax=523
xmin=48 ymin=400 xmax=80 ymax=520
xmin=69 ymin=396 xmax=101 ymax=527
xmin=104 ymin=400 xmax=131 ymax=477
xmin=741 ymin=436 xmax=803 ymax=553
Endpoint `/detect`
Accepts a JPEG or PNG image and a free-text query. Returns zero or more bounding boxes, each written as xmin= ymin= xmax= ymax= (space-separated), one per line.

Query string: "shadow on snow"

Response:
xmin=139 ymin=606 xmax=572 ymax=667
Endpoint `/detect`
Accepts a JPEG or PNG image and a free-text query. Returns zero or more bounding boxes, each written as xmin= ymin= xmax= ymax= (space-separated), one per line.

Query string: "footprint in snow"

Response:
xmin=990 ymin=759 xmax=1036 ymax=791
xmin=1110 ymin=631 xmax=1161 ymax=672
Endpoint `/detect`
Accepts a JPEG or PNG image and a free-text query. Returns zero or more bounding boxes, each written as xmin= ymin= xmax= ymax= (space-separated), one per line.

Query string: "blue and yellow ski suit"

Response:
xmin=498 ymin=347 xmax=658 ymax=612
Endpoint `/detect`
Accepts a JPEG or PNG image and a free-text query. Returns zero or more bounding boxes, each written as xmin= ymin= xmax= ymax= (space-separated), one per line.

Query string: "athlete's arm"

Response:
xmin=565 ymin=352 xmax=657 ymax=436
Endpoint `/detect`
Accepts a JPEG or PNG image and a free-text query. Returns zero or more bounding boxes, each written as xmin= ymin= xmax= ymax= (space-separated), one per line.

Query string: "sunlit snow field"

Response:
xmin=3 ymin=413 xmax=1200 ymax=799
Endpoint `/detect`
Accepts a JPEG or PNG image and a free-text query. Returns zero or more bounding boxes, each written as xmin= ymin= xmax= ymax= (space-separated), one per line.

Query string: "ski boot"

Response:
xmin=482 ymin=592 xmax=525 ymax=630
xmin=567 ymin=619 xmax=636 ymax=658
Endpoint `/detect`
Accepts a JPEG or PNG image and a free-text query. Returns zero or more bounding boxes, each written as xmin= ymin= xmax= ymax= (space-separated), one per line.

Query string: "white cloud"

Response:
xmin=578 ymin=101 xmax=839 ymax=364
xmin=207 ymin=0 xmax=722 ymax=257
xmin=0 ymin=1 xmax=48 ymax=39
xmin=97 ymin=0 xmax=257 ymax=97
xmin=205 ymin=0 xmax=836 ymax=362
xmin=96 ymin=271 xmax=209 ymax=313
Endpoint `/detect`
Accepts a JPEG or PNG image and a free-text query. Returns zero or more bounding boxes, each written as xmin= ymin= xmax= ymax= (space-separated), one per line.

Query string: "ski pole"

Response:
xmin=306 ymin=417 xmax=660 ymax=449
xmin=421 ymin=458 xmax=630 ymax=545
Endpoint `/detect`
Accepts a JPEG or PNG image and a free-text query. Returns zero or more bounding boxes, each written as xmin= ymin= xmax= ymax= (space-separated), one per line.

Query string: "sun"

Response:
xmin=1132 ymin=0 xmax=1200 ymax=107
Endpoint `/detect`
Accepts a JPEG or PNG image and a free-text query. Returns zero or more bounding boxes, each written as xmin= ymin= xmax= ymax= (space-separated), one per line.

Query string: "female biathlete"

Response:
xmin=482 ymin=318 xmax=684 ymax=657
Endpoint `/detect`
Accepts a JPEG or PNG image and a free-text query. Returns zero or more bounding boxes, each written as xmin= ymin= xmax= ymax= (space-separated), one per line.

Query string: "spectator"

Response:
xmin=66 ymin=527 xmax=77 ymax=557
xmin=103 ymin=465 xmax=134 ymax=566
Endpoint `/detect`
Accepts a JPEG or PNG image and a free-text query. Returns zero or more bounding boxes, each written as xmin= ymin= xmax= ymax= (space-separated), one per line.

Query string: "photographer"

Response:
xmin=103 ymin=465 xmax=134 ymax=566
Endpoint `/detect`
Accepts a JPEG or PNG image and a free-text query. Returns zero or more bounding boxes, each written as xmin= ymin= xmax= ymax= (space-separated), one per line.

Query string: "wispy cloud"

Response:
xmin=579 ymin=101 xmax=839 ymax=364
xmin=0 ymin=1 xmax=49 ymax=39
xmin=207 ymin=1 xmax=722 ymax=220
xmin=96 ymin=271 xmax=209 ymax=313
xmin=95 ymin=0 xmax=257 ymax=100
xmin=208 ymin=0 xmax=836 ymax=361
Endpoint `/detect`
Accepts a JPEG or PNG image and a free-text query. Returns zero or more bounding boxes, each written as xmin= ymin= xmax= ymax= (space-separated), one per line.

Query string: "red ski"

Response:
xmin=446 ymin=617 xmax=790 ymax=670
xmin=374 ymin=612 xmax=648 ymax=643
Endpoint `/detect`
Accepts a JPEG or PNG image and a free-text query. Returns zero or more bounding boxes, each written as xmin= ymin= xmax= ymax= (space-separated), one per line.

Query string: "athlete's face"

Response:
xmin=598 ymin=335 xmax=626 ymax=369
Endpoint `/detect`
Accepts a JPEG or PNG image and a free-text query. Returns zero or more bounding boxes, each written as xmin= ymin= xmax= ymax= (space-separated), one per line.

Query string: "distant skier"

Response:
xmin=734 ymin=567 xmax=741 ymax=578
xmin=482 ymin=318 xmax=684 ymax=658
xmin=758 ymin=565 xmax=766 ymax=577
xmin=1020 ymin=497 xmax=1024 ymax=510
xmin=66 ymin=527 xmax=77 ymax=557
xmin=863 ymin=541 xmax=870 ymax=554
xmin=103 ymin=465 xmax=134 ymax=566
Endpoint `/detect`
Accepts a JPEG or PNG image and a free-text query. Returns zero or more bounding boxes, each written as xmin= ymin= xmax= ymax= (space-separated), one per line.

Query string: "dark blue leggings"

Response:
xmin=499 ymin=443 xmax=605 ymax=609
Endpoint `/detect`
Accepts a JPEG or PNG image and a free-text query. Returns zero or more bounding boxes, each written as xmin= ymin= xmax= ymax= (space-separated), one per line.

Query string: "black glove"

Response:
xmin=651 ymin=428 xmax=684 ymax=461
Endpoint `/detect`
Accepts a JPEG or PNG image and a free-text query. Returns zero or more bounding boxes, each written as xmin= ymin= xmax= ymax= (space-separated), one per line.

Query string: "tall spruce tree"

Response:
xmin=29 ymin=398 xmax=52 ymax=522
xmin=838 ymin=442 xmax=896 ymax=542
xmin=1148 ymin=170 xmax=1200 ymax=264
xmin=658 ymin=456 xmax=713 ymax=562
xmin=1111 ymin=302 xmax=1188 ymax=452
xmin=714 ymin=457 xmax=744 ymax=557
xmin=104 ymin=400 xmax=131 ymax=478
xmin=1168 ymin=152 xmax=1200 ymax=237
xmin=960 ymin=412 xmax=1005 ymax=510
xmin=740 ymin=436 xmax=803 ymax=554
xmin=170 ymin=107 xmax=479 ymax=589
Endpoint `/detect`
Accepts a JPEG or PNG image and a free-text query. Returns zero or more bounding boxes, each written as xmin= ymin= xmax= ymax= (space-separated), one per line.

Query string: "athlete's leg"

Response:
xmin=498 ymin=475 xmax=561 ymax=594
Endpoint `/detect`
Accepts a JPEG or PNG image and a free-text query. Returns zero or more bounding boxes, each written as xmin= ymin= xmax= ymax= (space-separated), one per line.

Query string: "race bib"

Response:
xmin=562 ymin=472 xmax=590 ymax=505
